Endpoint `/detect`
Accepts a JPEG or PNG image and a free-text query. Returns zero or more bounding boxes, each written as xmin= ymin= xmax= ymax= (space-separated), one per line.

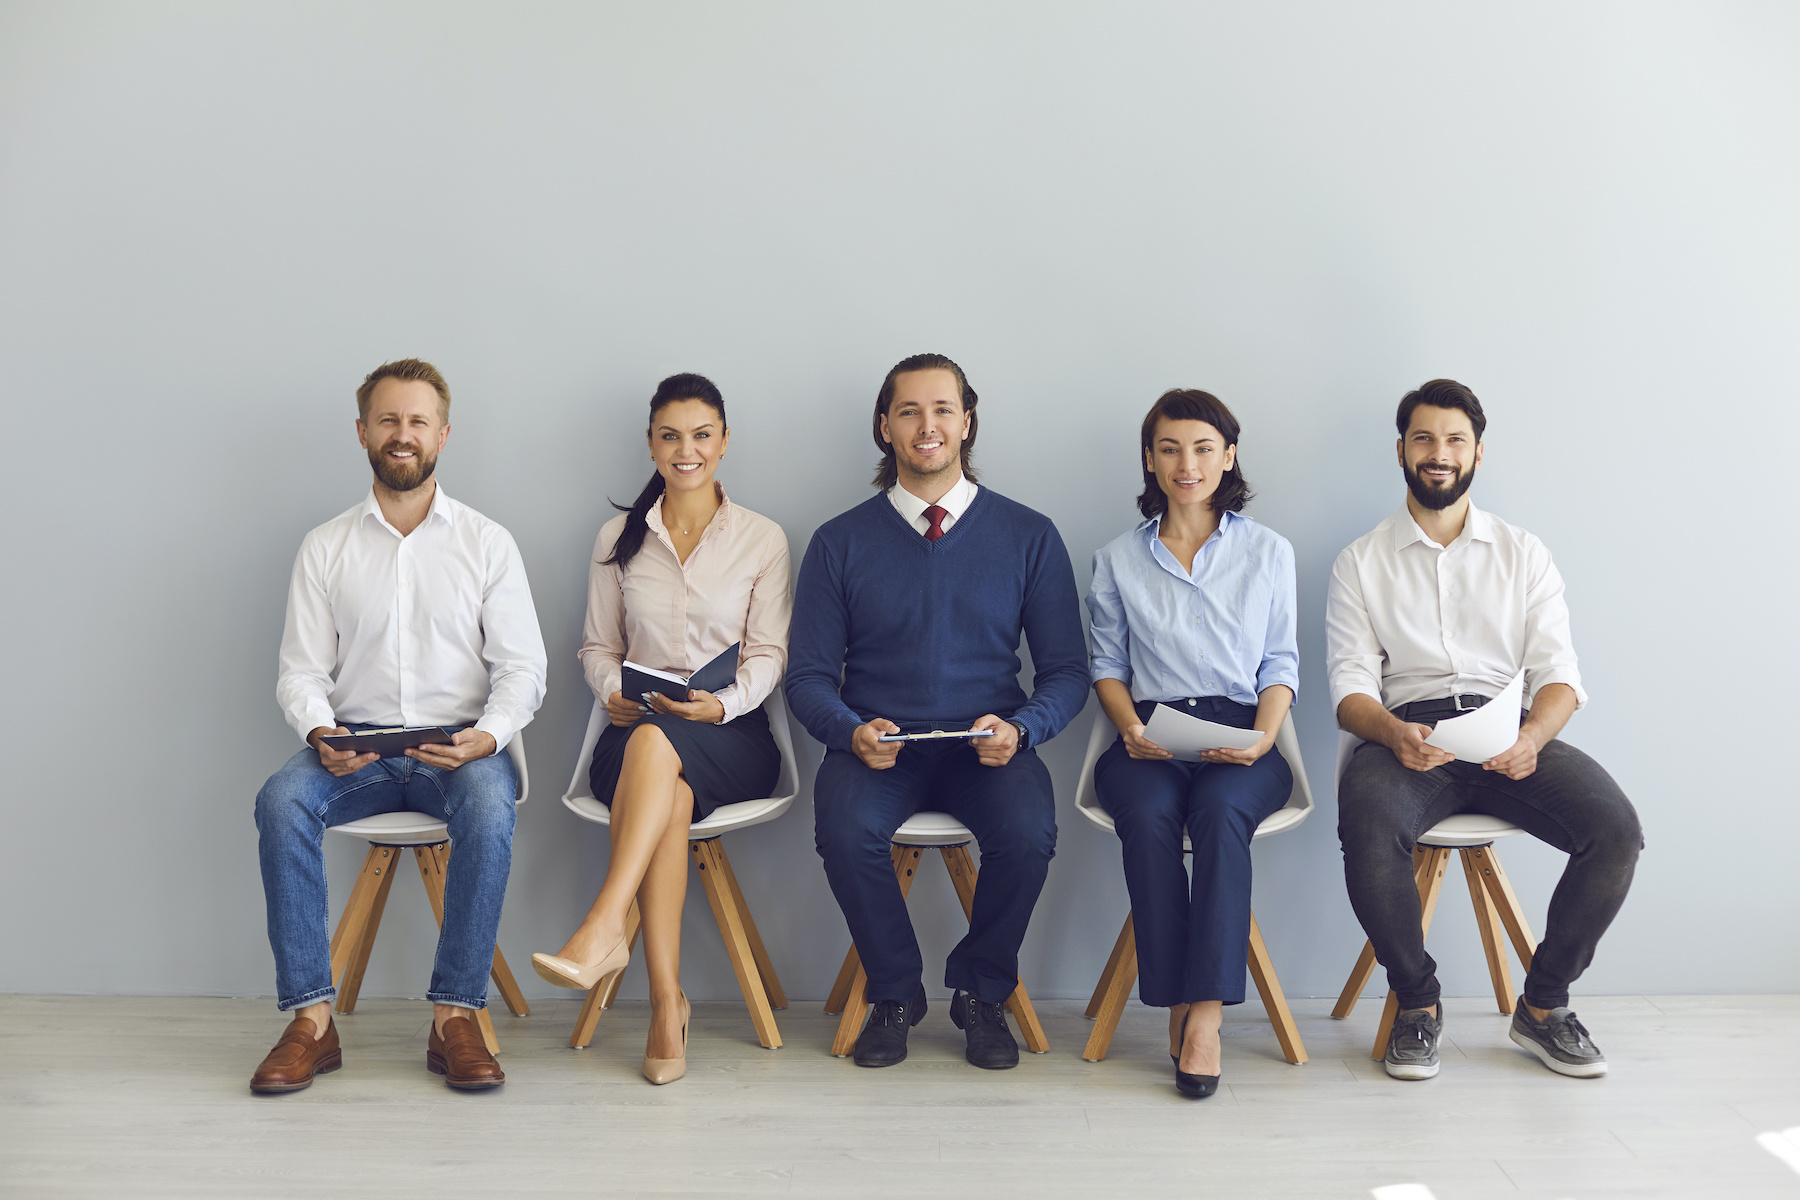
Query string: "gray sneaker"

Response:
xmin=1509 ymin=999 xmax=1607 ymax=1077
xmin=1384 ymin=1007 xmax=1441 ymax=1080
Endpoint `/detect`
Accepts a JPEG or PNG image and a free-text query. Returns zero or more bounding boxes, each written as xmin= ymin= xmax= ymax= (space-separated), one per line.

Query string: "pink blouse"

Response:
xmin=579 ymin=489 xmax=792 ymax=724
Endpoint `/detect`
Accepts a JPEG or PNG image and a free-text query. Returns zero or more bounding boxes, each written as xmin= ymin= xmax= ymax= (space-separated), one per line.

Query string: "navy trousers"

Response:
xmin=813 ymin=739 xmax=1057 ymax=1006
xmin=1093 ymin=698 xmax=1291 ymax=1007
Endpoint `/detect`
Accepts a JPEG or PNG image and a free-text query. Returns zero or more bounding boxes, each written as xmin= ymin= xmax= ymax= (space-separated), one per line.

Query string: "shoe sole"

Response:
xmin=426 ymin=1050 xmax=505 ymax=1089
xmin=250 ymin=1049 xmax=341 ymax=1094
xmin=1384 ymin=1059 xmax=1439 ymax=1080
xmin=1509 ymin=1028 xmax=1607 ymax=1077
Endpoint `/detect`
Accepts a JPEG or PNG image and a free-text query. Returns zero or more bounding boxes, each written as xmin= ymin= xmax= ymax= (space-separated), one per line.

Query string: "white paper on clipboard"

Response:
xmin=1141 ymin=703 xmax=1263 ymax=761
xmin=1422 ymin=671 xmax=1525 ymax=763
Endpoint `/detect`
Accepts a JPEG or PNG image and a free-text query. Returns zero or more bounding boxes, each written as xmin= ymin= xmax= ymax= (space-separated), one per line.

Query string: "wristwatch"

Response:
xmin=1008 ymin=720 xmax=1029 ymax=750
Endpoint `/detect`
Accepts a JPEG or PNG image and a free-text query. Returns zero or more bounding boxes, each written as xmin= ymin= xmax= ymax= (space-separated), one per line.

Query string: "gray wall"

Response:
xmin=3 ymin=2 xmax=1796 ymax=1008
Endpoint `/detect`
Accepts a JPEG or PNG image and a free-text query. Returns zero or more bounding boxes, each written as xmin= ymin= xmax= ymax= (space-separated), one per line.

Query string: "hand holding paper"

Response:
xmin=1141 ymin=703 xmax=1264 ymax=762
xmin=1423 ymin=672 xmax=1525 ymax=764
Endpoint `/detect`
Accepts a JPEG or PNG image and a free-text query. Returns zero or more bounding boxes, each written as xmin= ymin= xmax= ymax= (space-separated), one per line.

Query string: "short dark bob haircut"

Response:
xmin=1136 ymin=389 xmax=1253 ymax=519
xmin=870 ymin=352 xmax=979 ymax=490
xmin=1396 ymin=378 xmax=1487 ymax=441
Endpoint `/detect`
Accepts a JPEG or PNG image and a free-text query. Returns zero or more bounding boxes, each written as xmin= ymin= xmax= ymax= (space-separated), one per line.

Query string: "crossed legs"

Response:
xmin=554 ymin=723 xmax=694 ymax=1059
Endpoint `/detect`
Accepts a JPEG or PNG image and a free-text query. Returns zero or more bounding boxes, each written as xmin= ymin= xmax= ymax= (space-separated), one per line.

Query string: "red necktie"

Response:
xmin=923 ymin=505 xmax=948 ymax=542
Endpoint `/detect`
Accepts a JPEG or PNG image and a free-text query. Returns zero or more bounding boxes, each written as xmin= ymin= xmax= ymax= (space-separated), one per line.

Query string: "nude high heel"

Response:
xmin=641 ymin=990 xmax=690 ymax=1085
xmin=530 ymin=935 xmax=630 ymax=992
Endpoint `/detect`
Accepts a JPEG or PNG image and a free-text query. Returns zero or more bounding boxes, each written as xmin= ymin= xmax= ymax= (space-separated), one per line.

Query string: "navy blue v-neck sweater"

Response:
xmin=785 ymin=487 xmax=1089 ymax=753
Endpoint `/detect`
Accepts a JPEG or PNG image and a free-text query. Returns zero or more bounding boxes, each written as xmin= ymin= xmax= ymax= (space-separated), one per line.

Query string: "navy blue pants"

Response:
xmin=1094 ymin=698 xmax=1291 ymax=1007
xmin=813 ymin=739 xmax=1057 ymax=1006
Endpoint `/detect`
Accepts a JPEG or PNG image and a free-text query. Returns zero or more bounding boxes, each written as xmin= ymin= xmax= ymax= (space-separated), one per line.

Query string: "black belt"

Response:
xmin=1394 ymin=694 xmax=1492 ymax=724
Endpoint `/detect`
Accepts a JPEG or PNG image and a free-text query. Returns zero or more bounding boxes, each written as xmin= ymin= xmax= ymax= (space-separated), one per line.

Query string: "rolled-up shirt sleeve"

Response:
xmin=719 ymin=534 xmax=792 ymax=724
xmin=579 ymin=529 xmax=627 ymax=708
xmin=1326 ymin=546 xmax=1387 ymax=714
xmin=472 ymin=527 xmax=549 ymax=754
xmin=1255 ymin=537 xmax=1300 ymax=702
xmin=1519 ymin=534 xmax=1587 ymax=710
xmin=275 ymin=535 xmax=341 ymax=742
xmin=1085 ymin=549 xmax=1132 ymax=688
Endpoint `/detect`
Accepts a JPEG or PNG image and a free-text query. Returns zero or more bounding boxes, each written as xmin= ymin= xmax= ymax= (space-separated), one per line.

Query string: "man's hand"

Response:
xmin=970 ymin=715 xmax=1019 ymax=768
xmin=1201 ymin=731 xmax=1274 ymax=766
xmin=607 ymin=690 xmax=651 ymax=728
xmin=851 ymin=719 xmax=903 ymax=770
xmin=407 ymin=728 xmax=497 ymax=771
xmin=647 ymin=688 xmax=727 ymax=724
xmin=1483 ymin=728 xmax=1542 ymax=780
xmin=308 ymin=726 xmax=378 ymax=778
xmin=1387 ymin=721 xmax=1455 ymax=772
xmin=1121 ymin=723 xmax=1172 ymax=761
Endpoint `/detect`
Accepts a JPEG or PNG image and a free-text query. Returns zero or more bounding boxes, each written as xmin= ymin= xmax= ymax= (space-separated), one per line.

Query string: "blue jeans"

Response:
xmin=813 ymin=740 xmax=1057 ymax=1006
xmin=254 ymin=735 xmax=518 ymax=1011
xmin=1094 ymin=697 xmax=1292 ymax=1007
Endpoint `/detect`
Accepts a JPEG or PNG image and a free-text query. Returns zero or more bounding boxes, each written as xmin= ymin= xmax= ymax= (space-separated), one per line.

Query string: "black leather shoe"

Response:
xmin=853 ymin=987 xmax=926 ymax=1067
xmin=1172 ymin=1011 xmax=1219 ymax=1098
xmin=950 ymin=989 xmax=1019 ymax=1070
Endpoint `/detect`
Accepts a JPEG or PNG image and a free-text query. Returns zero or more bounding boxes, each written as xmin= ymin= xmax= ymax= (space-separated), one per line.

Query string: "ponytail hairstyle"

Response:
xmin=601 ymin=373 xmax=726 ymax=570
xmin=1135 ymin=388 xmax=1253 ymax=519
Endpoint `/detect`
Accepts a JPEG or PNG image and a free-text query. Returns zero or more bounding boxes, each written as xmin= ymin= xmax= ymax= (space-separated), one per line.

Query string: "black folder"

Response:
xmin=319 ymin=727 xmax=460 ymax=758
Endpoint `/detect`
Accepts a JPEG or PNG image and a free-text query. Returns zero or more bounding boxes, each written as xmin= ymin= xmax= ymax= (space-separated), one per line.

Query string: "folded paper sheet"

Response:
xmin=1423 ymin=671 xmax=1525 ymax=763
xmin=1141 ymin=702 xmax=1264 ymax=760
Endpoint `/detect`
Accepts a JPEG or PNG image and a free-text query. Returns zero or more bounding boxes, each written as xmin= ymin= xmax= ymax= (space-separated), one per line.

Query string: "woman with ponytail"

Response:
xmin=532 ymin=373 xmax=792 ymax=1085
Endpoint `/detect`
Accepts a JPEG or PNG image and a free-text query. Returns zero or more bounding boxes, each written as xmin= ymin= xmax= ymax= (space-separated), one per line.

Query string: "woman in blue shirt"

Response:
xmin=1086 ymin=388 xmax=1298 ymax=1099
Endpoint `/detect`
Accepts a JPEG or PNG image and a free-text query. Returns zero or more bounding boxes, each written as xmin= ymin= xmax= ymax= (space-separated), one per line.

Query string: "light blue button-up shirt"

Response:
xmin=1085 ymin=510 xmax=1299 ymax=708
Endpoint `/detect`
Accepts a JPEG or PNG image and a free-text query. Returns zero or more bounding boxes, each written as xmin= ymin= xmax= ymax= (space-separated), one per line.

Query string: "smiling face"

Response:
xmin=357 ymin=377 xmax=448 ymax=492
xmin=648 ymin=396 xmax=729 ymax=498
xmin=1146 ymin=417 xmax=1236 ymax=515
xmin=1399 ymin=403 xmax=1483 ymax=510
xmin=879 ymin=368 xmax=970 ymax=490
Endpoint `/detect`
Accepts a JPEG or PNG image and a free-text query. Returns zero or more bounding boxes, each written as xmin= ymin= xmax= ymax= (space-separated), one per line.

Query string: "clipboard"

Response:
xmin=319 ymin=727 xmax=459 ymax=758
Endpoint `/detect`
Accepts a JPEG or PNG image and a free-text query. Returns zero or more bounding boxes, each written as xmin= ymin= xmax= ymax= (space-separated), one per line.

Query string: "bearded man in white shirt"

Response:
xmin=1326 ymin=379 xmax=1641 ymax=1082
xmin=249 ymin=359 xmax=547 ymax=1094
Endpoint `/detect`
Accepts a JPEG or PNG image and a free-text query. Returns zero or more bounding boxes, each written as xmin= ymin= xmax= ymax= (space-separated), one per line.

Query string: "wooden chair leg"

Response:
xmin=415 ymin=843 xmax=501 ymax=1057
xmin=569 ymin=899 xmax=643 ymax=1049
xmin=1461 ymin=847 xmax=1515 ymax=1014
xmin=334 ymin=844 xmax=400 ymax=1014
xmin=1087 ymin=914 xmax=1135 ymax=1019
xmin=830 ymin=847 xmax=922 ymax=1056
xmin=328 ymin=844 xmax=392 ymax=1001
xmin=692 ymin=838 xmax=782 ymax=1049
xmin=711 ymin=839 xmax=787 ymax=1009
xmin=1333 ymin=847 xmax=1433 ymax=1019
xmin=1081 ymin=913 xmax=1138 ymax=1062
xmin=1469 ymin=844 xmax=1536 ymax=969
xmin=939 ymin=844 xmax=1049 ymax=1053
xmin=1247 ymin=911 xmax=1308 ymax=1065
xmin=1370 ymin=846 xmax=1452 ymax=1060
xmin=599 ymin=900 xmax=643 ymax=1009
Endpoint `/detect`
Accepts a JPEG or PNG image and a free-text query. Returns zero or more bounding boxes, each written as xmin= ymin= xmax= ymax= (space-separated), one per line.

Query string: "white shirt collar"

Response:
xmin=888 ymin=472 xmax=978 ymax=529
xmin=1390 ymin=500 xmax=1493 ymax=552
xmin=361 ymin=483 xmax=453 ymax=538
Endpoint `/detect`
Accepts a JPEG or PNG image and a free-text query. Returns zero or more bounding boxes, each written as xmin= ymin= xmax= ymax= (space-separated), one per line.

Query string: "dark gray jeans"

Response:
xmin=1337 ymin=735 xmax=1642 ymax=1010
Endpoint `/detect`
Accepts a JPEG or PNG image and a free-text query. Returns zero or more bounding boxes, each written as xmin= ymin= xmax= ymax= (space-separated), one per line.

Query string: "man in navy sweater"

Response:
xmin=787 ymin=353 xmax=1089 ymax=1070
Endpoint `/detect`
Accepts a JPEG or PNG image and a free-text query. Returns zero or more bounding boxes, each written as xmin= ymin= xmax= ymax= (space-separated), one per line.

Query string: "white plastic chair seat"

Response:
xmin=1073 ymin=708 xmax=1316 ymax=849
xmin=328 ymin=734 xmax=530 ymax=844
xmin=890 ymin=811 xmax=978 ymax=847
xmin=560 ymin=690 xmax=799 ymax=837
xmin=1333 ymin=731 xmax=1524 ymax=848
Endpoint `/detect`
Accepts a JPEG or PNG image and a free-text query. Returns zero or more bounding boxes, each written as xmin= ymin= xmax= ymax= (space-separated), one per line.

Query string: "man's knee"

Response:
xmin=445 ymin=762 xmax=518 ymax=839
xmin=254 ymin=754 xmax=326 ymax=834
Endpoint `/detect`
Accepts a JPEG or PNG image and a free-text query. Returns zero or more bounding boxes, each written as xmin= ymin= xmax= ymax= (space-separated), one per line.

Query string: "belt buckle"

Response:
xmin=1451 ymin=693 xmax=1477 ymax=713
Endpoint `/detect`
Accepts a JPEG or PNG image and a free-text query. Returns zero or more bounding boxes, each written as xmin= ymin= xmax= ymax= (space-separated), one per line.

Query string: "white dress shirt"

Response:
xmin=276 ymin=487 xmax=549 ymax=752
xmin=580 ymin=489 xmax=792 ymax=725
xmin=1326 ymin=502 xmax=1586 ymax=715
xmin=887 ymin=473 xmax=978 ymax=536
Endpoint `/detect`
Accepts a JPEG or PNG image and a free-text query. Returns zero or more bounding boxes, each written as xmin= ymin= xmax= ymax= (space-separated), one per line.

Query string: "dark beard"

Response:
xmin=1403 ymin=459 xmax=1475 ymax=510
xmin=369 ymin=444 xmax=437 ymax=492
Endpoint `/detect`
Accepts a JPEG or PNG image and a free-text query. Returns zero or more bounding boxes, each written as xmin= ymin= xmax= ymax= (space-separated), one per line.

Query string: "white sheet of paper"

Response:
xmin=1422 ymin=671 xmax=1525 ymax=763
xmin=1140 ymin=703 xmax=1263 ymax=760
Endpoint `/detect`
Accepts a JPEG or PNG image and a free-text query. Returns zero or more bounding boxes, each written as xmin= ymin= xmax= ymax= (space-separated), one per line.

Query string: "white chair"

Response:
xmin=1072 ymin=708 xmax=1315 ymax=1065
xmin=1328 ymin=731 xmax=1539 ymax=1060
xmin=821 ymin=811 xmax=1052 ymax=1058
xmin=326 ymin=733 xmax=532 ymax=1057
xmin=558 ymin=690 xmax=799 ymax=1050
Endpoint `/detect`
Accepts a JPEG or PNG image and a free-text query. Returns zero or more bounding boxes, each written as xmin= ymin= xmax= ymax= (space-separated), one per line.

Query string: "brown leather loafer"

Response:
xmin=250 ymin=1014 xmax=342 ymax=1094
xmin=427 ymin=1015 xmax=505 ymax=1090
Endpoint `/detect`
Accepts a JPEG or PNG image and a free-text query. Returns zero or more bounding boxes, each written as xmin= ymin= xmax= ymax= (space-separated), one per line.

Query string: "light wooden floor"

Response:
xmin=2 ymin=993 xmax=1796 ymax=1199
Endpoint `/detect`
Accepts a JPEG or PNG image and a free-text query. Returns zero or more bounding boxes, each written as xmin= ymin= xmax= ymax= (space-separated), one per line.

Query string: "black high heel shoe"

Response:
xmin=1172 ymin=1010 xmax=1220 ymax=1099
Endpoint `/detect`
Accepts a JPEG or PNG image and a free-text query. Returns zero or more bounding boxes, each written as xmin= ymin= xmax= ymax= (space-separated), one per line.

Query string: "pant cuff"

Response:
xmin=1396 ymin=989 xmax=1441 ymax=1011
xmin=278 ymin=986 xmax=336 ymax=1012
xmin=1522 ymin=990 xmax=1568 ymax=1010
xmin=426 ymin=992 xmax=487 ymax=1010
